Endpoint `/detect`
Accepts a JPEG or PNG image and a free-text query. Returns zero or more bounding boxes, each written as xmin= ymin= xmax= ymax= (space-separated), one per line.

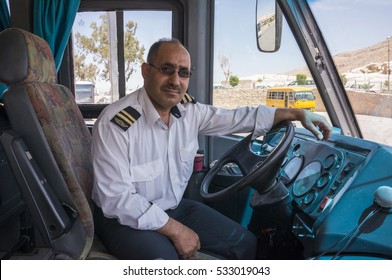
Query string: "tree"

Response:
xmin=73 ymin=53 xmax=98 ymax=82
xmin=229 ymin=75 xmax=239 ymax=88
xmin=123 ymin=21 xmax=146 ymax=81
xmin=73 ymin=14 xmax=145 ymax=84
xmin=384 ymin=80 xmax=390 ymax=91
xmin=340 ymin=74 xmax=347 ymax=86
xmin=359 ymin=83 xmax=374 ymax=91
xmin=296 ymin=74 xmax=307 ymax=85
xmin=217 ymin=53 xmax=232 ymax=83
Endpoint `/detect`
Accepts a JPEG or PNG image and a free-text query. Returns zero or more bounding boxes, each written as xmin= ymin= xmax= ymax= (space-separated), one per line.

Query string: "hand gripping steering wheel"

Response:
xmin=200 ymin=121 xmax=294 ymax=201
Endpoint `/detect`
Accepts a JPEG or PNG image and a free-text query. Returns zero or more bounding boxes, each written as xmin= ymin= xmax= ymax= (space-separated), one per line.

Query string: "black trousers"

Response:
xmin=93 ymin=199 xmax=257 ymax=260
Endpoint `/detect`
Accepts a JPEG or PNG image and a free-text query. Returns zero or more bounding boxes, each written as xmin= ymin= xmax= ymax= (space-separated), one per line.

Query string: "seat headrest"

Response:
xmin=0 ymin=28 xmax=57 ymax=86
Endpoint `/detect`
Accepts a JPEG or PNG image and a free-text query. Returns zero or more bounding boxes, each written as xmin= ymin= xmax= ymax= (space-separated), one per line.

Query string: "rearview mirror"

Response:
xmin=256 ymin=0 xmax=283 ymax=52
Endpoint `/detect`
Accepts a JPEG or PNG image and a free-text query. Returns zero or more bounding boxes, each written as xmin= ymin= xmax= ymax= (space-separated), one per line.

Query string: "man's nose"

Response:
xmin=167 ymin=71 xmax=181 ymax=84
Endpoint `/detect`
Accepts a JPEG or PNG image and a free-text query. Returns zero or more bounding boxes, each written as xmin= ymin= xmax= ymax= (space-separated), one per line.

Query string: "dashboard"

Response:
xmin=276 ymin=128 xmax=392 ymax=258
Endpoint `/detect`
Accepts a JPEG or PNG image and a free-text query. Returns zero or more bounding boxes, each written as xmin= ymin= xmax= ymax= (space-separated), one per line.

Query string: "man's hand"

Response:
xmin=274 ymin=108 xmax=332 ymax=140
xmin=300 ymin=110 xmax=332 ymax=140
xmin=157 ymin=218 xmax=201 ymax=259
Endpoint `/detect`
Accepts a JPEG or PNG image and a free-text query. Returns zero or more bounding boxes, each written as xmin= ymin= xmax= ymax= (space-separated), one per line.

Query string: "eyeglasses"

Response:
xmin=148 ymin=63 xmax=192 ymax=78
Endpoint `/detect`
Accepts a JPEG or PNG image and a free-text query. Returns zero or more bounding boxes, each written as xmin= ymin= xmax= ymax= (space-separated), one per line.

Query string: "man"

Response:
xmin=91 ymin=38 xmax=331 ymax=260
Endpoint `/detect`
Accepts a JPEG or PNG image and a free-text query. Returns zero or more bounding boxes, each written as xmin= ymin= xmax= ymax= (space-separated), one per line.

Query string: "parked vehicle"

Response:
xmin=287 ymin=80 xmax=316 ymax=87
xmin=266 ymin=86 xmax=316 ymax=111
xmin=75 ymin=81 xmax=95 ymax=104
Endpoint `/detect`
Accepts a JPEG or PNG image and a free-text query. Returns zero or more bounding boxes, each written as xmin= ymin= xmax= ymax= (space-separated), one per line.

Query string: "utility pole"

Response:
xmin=388 ymin=36 xmax=390 ymax=94
xmin=108 ymin=12 xmax=119 ymax=102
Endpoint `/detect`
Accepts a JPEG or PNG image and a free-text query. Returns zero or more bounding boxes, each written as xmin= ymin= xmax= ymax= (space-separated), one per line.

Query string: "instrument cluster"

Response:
xmin=278 ymin=135 xmax=367 ymax=226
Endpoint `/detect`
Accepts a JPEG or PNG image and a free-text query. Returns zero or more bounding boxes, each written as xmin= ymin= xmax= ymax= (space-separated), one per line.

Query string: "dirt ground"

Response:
xmin=213 ymin=88 xmax=392 ymax=117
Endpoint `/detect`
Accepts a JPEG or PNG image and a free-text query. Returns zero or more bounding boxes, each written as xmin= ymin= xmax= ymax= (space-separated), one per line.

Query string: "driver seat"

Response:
xmin=0 ymin=28 xmax=114 ymax=259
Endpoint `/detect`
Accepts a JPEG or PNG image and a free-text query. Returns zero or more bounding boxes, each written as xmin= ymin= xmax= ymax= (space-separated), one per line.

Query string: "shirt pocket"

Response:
xmin=179 ymin=139 xmax=199 ymax=180
xmin=131 ymin=159 xmax=164 ymax=201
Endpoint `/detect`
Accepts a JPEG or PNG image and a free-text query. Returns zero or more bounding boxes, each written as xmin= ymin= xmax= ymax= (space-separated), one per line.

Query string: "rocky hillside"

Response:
xmin=284 ymin=40 xmax=390 ymax=76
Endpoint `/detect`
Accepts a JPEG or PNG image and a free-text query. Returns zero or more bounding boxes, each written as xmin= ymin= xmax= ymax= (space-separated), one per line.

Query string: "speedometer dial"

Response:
xmin=293 ymin=161 xmax=322 ymax=197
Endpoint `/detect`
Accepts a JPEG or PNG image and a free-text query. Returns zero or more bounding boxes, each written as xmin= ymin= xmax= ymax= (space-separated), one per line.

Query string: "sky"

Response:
xmin=72 ymin=0 xmax=392 ymax=90
xmin=213 ymin=0 xmax=392 ymax=82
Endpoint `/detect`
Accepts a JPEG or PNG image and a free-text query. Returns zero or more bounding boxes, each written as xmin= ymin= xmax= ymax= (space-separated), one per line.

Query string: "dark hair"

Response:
xmin=146 ymin=38 xmax=184 ymax=64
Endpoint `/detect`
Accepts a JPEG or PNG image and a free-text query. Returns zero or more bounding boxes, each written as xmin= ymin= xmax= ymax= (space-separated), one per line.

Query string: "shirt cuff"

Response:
xmin=137 ymin=203 xmax=169 ymax=230
xmin=252 ymin=105 xmax=276 ymax=140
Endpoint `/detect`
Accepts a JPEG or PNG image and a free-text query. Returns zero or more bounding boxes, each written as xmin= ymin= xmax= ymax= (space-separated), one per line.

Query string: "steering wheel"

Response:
xmin=200 ymin=121 xmax=294 ymax=201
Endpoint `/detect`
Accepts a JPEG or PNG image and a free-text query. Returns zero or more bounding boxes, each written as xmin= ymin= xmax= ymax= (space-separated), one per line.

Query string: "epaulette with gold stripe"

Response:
xmin=180 ymin=93 xmax=196 ymax=104
xmin=110 ymin=106 xmax=141 ymax=131
xmin=170 ymin=93 xmax=197 ymax=118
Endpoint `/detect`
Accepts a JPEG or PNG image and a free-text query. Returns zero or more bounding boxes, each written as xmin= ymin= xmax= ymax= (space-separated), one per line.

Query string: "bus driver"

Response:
xmin=91 ymin=38 xmax=332 ymax=260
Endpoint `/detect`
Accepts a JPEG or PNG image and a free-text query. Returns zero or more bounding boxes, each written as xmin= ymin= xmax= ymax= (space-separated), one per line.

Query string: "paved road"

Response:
xmin=356 ymin=114 xmax=392 ymax=146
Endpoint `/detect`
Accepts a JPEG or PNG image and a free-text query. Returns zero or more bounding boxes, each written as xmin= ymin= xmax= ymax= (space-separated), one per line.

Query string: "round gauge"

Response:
xmin=293 ymin=161 xmax=322 ymax=197
xmin=303 ymin=190 xmax=317 ymax=205
xmin=323 ymin=154 xmax=338 ymax=170
xmin=280 ymin=156 xmax=303 ymax=184
xmin=317 ymin=172 xmax=332 ymax=189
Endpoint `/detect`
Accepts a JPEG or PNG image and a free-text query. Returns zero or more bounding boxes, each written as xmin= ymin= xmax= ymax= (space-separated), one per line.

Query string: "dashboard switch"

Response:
xmin=319 ymin=196 xmax=332 ymax=211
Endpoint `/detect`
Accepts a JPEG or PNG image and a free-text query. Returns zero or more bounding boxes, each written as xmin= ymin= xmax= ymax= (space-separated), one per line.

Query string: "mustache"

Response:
xmin=162 ymin=85 xmax=181 ymax=92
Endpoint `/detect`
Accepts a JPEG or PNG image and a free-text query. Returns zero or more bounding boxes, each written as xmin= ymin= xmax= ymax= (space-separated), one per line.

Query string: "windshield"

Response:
xmin=75 ymin=84 xmax=94 ymax=92
xmin=213 ymin=0 xmax=392 ymax=145
xmin=295 ymin=91 xmax=314 ymax=101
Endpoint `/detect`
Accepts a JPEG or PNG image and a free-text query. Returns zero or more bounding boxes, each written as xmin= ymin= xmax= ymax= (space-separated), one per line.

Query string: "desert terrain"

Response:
xmin=213 ymin=88 xmax=392 ymax=146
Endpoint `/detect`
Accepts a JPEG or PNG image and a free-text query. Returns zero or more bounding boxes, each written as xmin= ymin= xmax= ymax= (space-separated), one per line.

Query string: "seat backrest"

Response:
xmin=0 ymin=28 xmax=94 ymax=259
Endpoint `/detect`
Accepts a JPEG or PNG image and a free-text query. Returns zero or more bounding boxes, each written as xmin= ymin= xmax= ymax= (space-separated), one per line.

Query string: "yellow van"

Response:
xmin=266 ymin=86 xmax=316 ymax=111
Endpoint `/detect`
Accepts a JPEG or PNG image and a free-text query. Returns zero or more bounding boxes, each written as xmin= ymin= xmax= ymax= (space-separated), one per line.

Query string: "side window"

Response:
xmin=306 ymin=80 xmax=315 ymax=86
xmin=71 ymin=10 xmax=172 ymax=105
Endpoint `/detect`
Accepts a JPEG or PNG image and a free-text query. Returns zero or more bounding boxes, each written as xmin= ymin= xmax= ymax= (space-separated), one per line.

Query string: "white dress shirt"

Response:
xmin=91 ymin=88 xmax=276 ymax=230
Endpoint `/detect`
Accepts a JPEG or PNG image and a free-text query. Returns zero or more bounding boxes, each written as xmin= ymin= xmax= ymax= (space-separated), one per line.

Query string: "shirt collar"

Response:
xmin=170 ymin=103 xmax=185 ymax=119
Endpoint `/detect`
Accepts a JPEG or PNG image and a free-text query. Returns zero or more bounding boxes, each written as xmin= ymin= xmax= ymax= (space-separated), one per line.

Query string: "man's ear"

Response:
xmin=141 ymin=62 xmax=149 ymax=79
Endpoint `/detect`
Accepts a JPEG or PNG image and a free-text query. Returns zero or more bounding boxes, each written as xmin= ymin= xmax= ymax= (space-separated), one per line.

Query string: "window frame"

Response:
xmin=58 ymin=0 xmax=186 ymax=119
